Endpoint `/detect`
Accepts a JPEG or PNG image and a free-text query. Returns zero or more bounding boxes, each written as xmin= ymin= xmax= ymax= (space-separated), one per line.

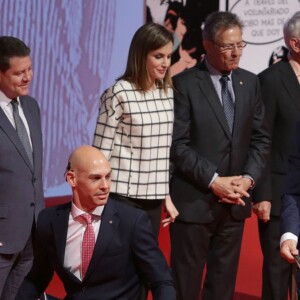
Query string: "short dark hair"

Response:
xmin=119 ymin=23 xmax=173 ymax=92
xmin=0 ymin=36 xmax=30 ymax=72
xmin=203 ymin=11 xmax=244 ymax=42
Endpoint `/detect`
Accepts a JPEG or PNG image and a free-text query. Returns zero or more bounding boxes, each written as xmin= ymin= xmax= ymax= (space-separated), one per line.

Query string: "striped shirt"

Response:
xmin=93 ymin=80 xmax=174 ymax=200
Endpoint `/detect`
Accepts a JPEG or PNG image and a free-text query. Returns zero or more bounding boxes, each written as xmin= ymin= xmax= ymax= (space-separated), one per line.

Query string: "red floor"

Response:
xmin=44 ymin=201 xmax=263 ymax=299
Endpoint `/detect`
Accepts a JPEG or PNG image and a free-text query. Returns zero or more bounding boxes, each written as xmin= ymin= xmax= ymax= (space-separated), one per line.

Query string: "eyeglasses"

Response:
xmin=213 ymin=41 xmax=247 ymax=52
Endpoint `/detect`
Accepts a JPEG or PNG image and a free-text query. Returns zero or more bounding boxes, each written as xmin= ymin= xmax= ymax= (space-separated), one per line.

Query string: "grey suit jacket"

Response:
xmin=0 ymin=95 xmax=44 ymax=254
xmin=170 ymin=62 xmax=271 ymax=223
xmin=253 ymin=60 xmax=300 ymax=216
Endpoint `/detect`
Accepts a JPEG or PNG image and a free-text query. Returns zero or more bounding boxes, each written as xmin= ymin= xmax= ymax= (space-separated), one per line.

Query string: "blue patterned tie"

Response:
xmin=220 ymin=75 xmax=235 ymax=133
xmin=11 ymin=100 xmax=33 ymax=166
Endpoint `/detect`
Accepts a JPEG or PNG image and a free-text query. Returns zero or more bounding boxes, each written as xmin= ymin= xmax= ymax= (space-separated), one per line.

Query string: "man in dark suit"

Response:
xmin=169 ymin=11 xmax=271 ymax=300
xmin=16 ymin=145 xmax=176 ymax=300
xmin=0 ymin=36 xmax=44 ymax=299
xmin=280 ymin=122 xmax=300 ymax=264
xmin=280 ymin=122 xmax=300 ymax=300
xmin=252 ymin=12 xmax=300 ymax=300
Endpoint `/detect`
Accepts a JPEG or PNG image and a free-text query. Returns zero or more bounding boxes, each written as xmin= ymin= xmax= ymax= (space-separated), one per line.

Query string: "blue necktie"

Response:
xmin=220 ymin=75 xmax=235 ymax=133
xmin=11 ymin=100 xmax=33 ymax=166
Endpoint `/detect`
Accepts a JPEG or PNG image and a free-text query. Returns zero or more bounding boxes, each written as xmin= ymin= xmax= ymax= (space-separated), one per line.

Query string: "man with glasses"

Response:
xmin=170 ymin=11 xmax=271 ymax=300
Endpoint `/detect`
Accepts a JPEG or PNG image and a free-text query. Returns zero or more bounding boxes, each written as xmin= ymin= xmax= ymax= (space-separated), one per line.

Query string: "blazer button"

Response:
xmin=30 ymin=202 xmax=35 ymax=207
xmin=81 ymin=286 xmax=86 ymax=292
xmin=32 ymin=177 xmax=36 ymax=183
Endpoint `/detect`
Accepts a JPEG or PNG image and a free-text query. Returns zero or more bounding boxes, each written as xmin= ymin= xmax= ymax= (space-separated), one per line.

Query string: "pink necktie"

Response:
xmin=81 ymin=213 xmax=95 ymax=279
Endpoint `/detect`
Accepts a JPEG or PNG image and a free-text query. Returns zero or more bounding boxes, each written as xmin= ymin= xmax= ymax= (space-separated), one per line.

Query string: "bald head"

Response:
xmin=68 ymin=145 xmax=109 ymax=173
xmin=66 ymin=145 xmax=111 ymax=212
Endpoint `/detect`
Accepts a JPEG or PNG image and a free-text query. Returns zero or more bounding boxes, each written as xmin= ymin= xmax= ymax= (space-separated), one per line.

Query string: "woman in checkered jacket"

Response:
xmin=93 ymin=23 xmax=179 ymax=238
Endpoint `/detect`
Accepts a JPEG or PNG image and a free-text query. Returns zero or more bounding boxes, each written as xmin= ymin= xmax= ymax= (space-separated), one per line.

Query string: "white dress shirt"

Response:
xmin=64 ymin=202 xmax=104 ymax=280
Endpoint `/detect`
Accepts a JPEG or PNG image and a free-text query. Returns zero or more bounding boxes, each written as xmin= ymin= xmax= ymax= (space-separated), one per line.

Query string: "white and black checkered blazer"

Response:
xmin=93 ymin=80 xmax=174 ymax=200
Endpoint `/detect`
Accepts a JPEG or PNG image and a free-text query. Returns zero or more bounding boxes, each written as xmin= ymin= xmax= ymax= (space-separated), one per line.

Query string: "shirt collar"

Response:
xmin=204 ymin=58 xmax=233 ymax=80
xmin=71 ymin=201 xmax=104 ymax=220
xmin=0 ymin=90 xmax=19 ymax=110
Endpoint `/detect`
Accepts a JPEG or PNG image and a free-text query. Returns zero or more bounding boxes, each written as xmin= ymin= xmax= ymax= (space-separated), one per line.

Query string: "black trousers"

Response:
xmin=258 ymin=216 xmax=291 ymax=300
xmin=170 ymin=212 xmax=245 ymax=300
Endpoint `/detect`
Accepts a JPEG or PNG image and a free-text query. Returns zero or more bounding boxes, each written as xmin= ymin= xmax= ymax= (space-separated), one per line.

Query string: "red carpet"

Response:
xmin=45 ymin=197 xmax=263 ymax=299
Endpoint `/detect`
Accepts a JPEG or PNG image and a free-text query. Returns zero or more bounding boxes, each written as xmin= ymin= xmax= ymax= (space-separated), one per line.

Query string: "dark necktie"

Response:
xmin=220 ymin=75 xmax=235 ymax=133
xmin=81 ymin=213 xmax=95 ymax=279
xmin=11 ymin=100 xmax=33 ymax=166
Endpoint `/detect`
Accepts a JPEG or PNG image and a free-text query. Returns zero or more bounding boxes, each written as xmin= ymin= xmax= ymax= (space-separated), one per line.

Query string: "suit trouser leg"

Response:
xmin=109 ymin=193 xmax=162 ymax=300
xmin=202 ymin=216 xmax=244 ymax=300
xmin=258 ymin=216 xmax=291 ymax=300
xmin=170 ymin=214 xmax=245 ymax=300
xmin=170 ymin=221 xmax=208 ymax=300
xmin=0 ymin=235 xmax=33 ymax=300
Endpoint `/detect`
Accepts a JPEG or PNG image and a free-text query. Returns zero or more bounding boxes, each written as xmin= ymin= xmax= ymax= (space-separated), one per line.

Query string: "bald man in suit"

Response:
xmin=16 ymin=146 xmax=176 ymax=300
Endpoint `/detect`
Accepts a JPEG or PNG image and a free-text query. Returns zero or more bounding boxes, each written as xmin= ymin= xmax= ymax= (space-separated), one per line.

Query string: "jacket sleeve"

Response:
xmin=281 ymin=122 xmax=300 ymax=236
xmin=252 ymin=71 xmax=276 ymax=202
xmin=170 ymin=73 xmax=218 ymax=189
xmin=15 ymin=210 xmax=55 ymax=299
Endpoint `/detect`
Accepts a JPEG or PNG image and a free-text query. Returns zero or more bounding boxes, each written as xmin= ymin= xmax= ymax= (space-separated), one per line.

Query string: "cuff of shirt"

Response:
xmin=280 ymin=232 xmax=298 ymax=247
xmin=242 ymin=174 xmax=255 ymax=189
xmin=208 ymin=173 xmax=219 ymax=188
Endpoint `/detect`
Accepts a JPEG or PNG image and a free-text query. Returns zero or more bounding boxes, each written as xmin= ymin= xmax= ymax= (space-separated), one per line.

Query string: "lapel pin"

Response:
xmin=109 ymin=220 xmax=113 ymax=224
xmin=240 ymin=81 xmax=243 ymax=85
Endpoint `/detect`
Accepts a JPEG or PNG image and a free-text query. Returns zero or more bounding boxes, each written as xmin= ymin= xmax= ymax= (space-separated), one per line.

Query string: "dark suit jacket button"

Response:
xmin=32 ymin=177 xmax=36 ymax=183
xmin=30 ymin=202 xmax=35 ymax=207
xmin=81 ymin=286 xmax=86 ymax=292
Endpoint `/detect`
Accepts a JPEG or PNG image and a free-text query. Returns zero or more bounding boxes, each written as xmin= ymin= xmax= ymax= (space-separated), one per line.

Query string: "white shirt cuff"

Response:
xmin=280 ymin=232 xmax=298 ymax=247
xmin=208 ymin=173 xmax=219 ymax=188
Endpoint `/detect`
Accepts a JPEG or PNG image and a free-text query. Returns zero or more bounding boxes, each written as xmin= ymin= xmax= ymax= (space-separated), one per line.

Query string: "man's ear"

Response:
xmin=66 ymin=171 xmax=76 ymax=187
xmin=289 ymin=38 xmax=300 ymax=53
xmin=203 ymin=39 xmax=211 ymax=53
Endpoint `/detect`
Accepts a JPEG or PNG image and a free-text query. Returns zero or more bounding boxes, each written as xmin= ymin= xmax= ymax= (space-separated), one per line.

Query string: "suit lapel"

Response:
xmin=231 ymin=69 xmax=246 ymax=138
xmin=0 ymin=105 xmax=33 ymax=171
xmin=52 ymin=203 xmax=70 ymax=267
xmin=196 ymin=63 xmax=232 ymax=139
xmin=20 ymin=97 xmax=39 ymax=171
xmin=83 ymin=198 xmax=120 ymax=281
xmin=279 ymin=63 xmax=300 ymax=111
xmin=52 ymin=202 xmax=83 ymax=283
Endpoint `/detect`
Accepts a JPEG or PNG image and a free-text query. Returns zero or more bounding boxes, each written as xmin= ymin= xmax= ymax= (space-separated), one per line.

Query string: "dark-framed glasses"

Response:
xmin=213 ymin=41 xmax=247 ymax=52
